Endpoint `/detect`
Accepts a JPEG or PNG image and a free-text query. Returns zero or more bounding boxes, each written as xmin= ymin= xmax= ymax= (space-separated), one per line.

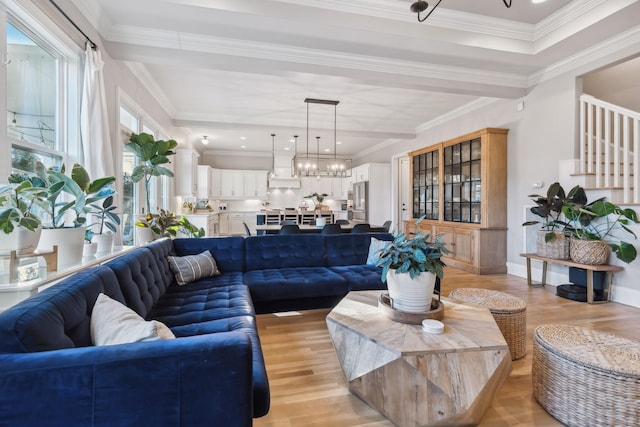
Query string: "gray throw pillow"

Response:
xmin=167 ymin=250 xmax=221 ymax=285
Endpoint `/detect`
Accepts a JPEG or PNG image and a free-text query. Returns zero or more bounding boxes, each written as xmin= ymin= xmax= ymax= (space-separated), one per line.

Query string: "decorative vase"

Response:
xmin=92 ymin=233 xmax=114 ymax=253
xmin=83 ymin=242 xmax=98 ymax=257
xmin=0 ymin=225 xmax=42 ymax=256
xmin=386 ymin=268 xmax=437 ymax=313
xmin=536 ymin=231 xmax=570 ymax=259
xmin=570 ymin=238 xmax=610 ymax=265
xmin=37 ymin=227 xmax=85 ymax=268
xmin=135 ymin=226 xmax=155 ymax=246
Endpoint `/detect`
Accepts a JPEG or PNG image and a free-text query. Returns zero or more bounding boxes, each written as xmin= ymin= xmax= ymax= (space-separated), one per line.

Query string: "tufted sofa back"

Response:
xmin=325 ymin=233 xmax=393 ymax=266
xmin=172 ymin=237 xmax=245 ymax=273
xmin=0 ymin=266 xmax=124 ymax=353
xmin=244 ymin=234 xmax=326 ymax=271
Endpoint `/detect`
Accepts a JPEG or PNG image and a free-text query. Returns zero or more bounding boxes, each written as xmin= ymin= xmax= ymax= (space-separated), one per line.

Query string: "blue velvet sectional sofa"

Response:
xmin=0 ymin=232 xmax=392 ymax=427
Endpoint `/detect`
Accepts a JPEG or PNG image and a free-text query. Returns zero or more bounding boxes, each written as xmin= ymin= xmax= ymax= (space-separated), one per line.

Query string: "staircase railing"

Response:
xmin=579 ymin=94 xmax=640 ymax=203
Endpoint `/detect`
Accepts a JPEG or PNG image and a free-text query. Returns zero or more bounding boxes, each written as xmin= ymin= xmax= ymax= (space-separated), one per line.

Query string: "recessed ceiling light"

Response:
xmin=240 ymin=145 xmax=246 ymax=149
xmin=324 ymin=148 xmax=331 ymax=152
xmin=289 ymin=138 xmax=295 ymax=143
xmin=284 ymin=147 xmax=290 ymax=151
xmin=531 ymin=0 xmax=546 ymax=3
xmin=240 ymin=136 xmax=247 ymax=140
xmin=336 ymin=141 xmax=342 ymax=145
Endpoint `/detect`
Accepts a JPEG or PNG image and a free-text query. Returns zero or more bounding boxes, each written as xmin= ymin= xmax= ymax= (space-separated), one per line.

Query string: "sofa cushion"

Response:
xmin=91 ymin=293 xmax=175 ymax=346
xmin=325 ymin=233 xmax=394 ymax=266
xmin=170 ymin=315 xmax=270 ymax=418
xmin=167 ymin=250 xmax=221 ymax=286
xmin=149 ymin=274 xmax=255 ymax=327
xmin=330 ymin=265 xmax=387 ymax=291
xmin=173 ymin=237 xmax=245 ymax=273
xmin=244 ymin=235 xmax=326 ymax=271
xmin=0 ymin=266 xmax=124 ymax=353
xmin=244 ymin=267 xmax=348 ymax=302
xmin=366 ymin=237 xmax=391 ymax=265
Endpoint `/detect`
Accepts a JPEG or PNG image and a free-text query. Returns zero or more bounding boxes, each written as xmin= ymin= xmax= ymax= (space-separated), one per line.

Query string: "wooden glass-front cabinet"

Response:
xmin=407 ymin=128 xmax=508 ymax=274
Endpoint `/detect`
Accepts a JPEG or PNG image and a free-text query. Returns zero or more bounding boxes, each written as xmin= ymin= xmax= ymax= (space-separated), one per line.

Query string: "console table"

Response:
xmin=520 ymin=253 xmax=623 ymax=304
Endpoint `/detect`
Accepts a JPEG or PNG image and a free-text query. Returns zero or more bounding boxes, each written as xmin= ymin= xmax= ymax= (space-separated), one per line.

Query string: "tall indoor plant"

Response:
xmin=126 ymin=132 xmax=178 ymax=214
xmin=562 ymin=186 xmax=638 ymax=264
xmin=522 ymin=182 xmax=575 ymax=259
xmin=376 ymin=218 xmax=448 ymax=312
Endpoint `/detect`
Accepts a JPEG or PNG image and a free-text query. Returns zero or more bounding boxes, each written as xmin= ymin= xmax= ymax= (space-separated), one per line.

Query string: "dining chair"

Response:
xmin=350 ymin=223 xmax=371 ymax=233
xmin=335 ymin=219 xmax=349 ymax=225
xmin=278 ymin=224 xmax=301 ymax=235
xmin=381 ymin=220 xmax=392 ymax=232
xmin=321 ymin=223 xmax=343 ymax=234
xmin=243 ymin=222 xmax=251 ymax=237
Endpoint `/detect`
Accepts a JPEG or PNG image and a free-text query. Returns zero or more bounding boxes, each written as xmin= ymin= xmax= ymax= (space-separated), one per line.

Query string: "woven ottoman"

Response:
xmin=448 ymin=288 xmax=526 ymax=360
xmin=533 ymin=324 xmax=640 ymax=427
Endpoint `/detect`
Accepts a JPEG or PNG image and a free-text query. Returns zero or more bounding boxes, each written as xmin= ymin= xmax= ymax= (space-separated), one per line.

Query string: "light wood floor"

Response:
xmin=254 ymin=268 xmax=640 ymax=427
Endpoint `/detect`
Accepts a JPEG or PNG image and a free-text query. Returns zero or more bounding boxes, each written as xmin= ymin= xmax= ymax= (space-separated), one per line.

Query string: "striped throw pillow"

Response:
xmin=167 ymin=250 xmax=221 ymax=286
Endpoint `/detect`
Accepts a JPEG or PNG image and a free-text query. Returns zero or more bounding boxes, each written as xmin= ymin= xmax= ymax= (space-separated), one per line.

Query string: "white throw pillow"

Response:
xmin=90 ymin=293 xmax=175 ymax=346
xmin=366 ymin=237 xmax=390 ymax=265
xmin=167 ymin=250 xmax=220 ymax=286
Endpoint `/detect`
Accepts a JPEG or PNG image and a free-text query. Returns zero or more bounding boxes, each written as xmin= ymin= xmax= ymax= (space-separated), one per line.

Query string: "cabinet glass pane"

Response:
xmin=461 ymin=141 xmax=471 ymax=163
xmin=471 ymin=138 xmax=481 ymax=160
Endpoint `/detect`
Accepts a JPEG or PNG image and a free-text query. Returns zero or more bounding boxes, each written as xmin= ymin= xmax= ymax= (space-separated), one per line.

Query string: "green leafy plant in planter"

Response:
xmin=561 ymin=186 xmax=638 ymax=264
xmin=88 ymin=195 xmax=121 ymax=235
xmin=135 ymin=210 xmax=204 ymax=239
xmin=126 ymin=133 xmax=178 ymax=215
xmin=522 ymin=182 xmax=573 ymax=242
xmin=376 ymin=218 xmax=449 ymax=312
xmin=305 ymin=192 xmax=328 ymax=209
xmin=0 ymin=181 xmax=48 ymax=233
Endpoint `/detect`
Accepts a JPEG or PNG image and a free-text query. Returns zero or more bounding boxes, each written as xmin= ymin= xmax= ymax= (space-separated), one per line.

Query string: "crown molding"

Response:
xmin=415 ymin=97 xmax=499 ymax=134
xmin=528 ymin=25 xmax=640 ymax=86
xmin=123 ymin=61 xmax=178 ymax=118
xmin=202 ymin=149 xmax=272 ymax=158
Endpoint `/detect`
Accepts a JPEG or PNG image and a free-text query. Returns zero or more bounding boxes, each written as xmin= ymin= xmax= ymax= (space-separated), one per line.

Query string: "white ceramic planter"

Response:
xmin=0 ymin=225 xmax=42 ymax=255
xmin=82 ymin=242 xmax=98 ymax=257
xmin=135 ymin=226 xmax=155 ymax=246
xmin=92 ymin=233 xmax=114 ymax=253
xmin=386 ymin=268 xmax=437 ymax=313
xmin=37 ymin=227 xmax=85 ymax=268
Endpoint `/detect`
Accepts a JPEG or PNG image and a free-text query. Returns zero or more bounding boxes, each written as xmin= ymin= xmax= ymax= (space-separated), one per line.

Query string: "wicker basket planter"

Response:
xmin=570 ymin=238 xmax=609 ymax=265
xmin=536 ymin=231 xmax=570 ymax=260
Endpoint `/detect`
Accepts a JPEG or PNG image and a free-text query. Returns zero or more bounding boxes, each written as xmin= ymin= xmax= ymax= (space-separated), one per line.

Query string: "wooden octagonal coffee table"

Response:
xmin=326 ymin=290 xmax=512 ymax=427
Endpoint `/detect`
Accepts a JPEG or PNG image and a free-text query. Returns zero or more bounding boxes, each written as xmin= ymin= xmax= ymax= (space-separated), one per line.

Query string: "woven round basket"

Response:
xmin=448 ymin=288 xmax=527 ymax=360
xmin=570 ymin=238 xmax=609 ymax=265
xmin=536 ymin=231 xmax=570 ymax=260
xmin=533 ymin=324 xmax=640 ymax=427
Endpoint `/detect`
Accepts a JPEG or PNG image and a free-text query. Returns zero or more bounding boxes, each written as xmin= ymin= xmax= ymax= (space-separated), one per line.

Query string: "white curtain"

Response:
xmin=81 ymin=43 xmax=121 ymax=244
xmin=80 ymin=43 xmax=114 ymax=178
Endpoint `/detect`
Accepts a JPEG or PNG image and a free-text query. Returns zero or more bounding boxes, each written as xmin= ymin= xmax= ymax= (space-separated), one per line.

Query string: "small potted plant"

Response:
xmin=376 ymin=218 xmax=448 ymax=313
xmin=305 ymin=192 xmax=328 ymax=210
xmin=182 ymin=201 xmax=194 ymax=214
xmin=0 ymin=180 xmax=48 ymax=254
xmin=82 ymin=229 xmax=98 ymax=257
xmin=562 ymin=186 xmax=638 ymax=264
xmin=88 ymin=195 xmax=121 ymax=253
xmin=135 ymin=209 xmax=205 ymax=241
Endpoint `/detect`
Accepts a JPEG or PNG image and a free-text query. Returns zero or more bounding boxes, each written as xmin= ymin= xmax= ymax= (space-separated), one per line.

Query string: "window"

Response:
xmin=4 ymin=16 xmax=79 ymax=177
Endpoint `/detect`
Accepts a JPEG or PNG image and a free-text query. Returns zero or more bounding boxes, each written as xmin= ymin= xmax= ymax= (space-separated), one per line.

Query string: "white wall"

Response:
xmin=583 ymin=56 xmax=640 ymax=111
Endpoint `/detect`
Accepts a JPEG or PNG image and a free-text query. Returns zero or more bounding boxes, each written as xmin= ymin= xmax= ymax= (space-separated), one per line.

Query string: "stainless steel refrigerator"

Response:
xmin=352 ymin=181 xmax=368 ymax=222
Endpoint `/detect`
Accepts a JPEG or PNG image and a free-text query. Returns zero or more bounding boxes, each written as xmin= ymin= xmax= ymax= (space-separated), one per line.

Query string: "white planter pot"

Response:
xmin=135 ymin=226 xmax=155 ymax=246
xmin=0 ymin=225 xmax=42 ymax=255
xmin=37 ymin=228 xmax=85 ymax=269
xmin=386 ymin=269 xmax=437 ymax=313
xmin=83 ymin=242 xmax=98 ymax=257
xmin=92 ymin=233 xmax=114 ymax=253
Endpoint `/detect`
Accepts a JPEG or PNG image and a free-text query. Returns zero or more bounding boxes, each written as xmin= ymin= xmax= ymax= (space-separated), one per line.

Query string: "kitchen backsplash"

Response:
xmin=210 ymin=188 xmax=347 ymax=212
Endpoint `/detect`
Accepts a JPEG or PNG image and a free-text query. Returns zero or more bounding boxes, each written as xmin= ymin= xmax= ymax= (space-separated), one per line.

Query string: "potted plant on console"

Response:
xmin=562 ymin=186 xmax=638 ymax=265
xmin=88 ymin=195 xmax=120 ymax=253
xmin=0 ymin=179 xmax=48 ymax=255
xmin=522 ymin=182 xmax=575 ymax=259
xmin=376 ymin=218 xmax=448 ymax=313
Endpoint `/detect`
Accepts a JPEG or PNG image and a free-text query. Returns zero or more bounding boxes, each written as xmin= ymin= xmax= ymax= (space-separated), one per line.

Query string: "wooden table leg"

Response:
xmin=526 ymin=257 xmax=532 ymax=287
xmin=541 ymin=261 xmax=548 ymax=286
xmin=587 ymin=270 xmax=594 ymax=304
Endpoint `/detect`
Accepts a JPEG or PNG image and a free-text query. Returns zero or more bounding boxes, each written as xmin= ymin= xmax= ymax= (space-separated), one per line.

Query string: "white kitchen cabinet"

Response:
xmin=352 ymin=164 xmax=370 ymax=183
xmin=220 ymin=170 xmax=244 ymax=198
xmin=211 ymin=168 xmax=221 ymax=198
xmin=243 ymin=171 xmax=268 ymax=198
xmin=229 ymin=213 xmax=245 ymax=235
xmin=197 ymin=166 xmax=212 ymax=199
xmin=332 ymin=177 xmax=346 ymax=199
xmin=176 ymin=149 xmax=200 ymax=196
xmin=244 ymin=213 xmax=258 ymax=235
xmin=218 ymin=213 xmax=229 ymax=235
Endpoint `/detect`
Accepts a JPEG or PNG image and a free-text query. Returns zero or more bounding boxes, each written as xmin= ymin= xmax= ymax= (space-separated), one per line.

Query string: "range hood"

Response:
xmin=268 ymin=154 xmax=301 ymax=188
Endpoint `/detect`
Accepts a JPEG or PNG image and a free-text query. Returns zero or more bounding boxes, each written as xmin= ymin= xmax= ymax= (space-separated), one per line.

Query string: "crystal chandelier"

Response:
xmin=292 ymin=98 xmax=352 ymax=178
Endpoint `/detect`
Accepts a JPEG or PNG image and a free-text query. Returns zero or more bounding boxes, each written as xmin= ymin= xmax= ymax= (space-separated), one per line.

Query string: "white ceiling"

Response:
xmin=71 ymin=0 xmax=640 ymax=158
